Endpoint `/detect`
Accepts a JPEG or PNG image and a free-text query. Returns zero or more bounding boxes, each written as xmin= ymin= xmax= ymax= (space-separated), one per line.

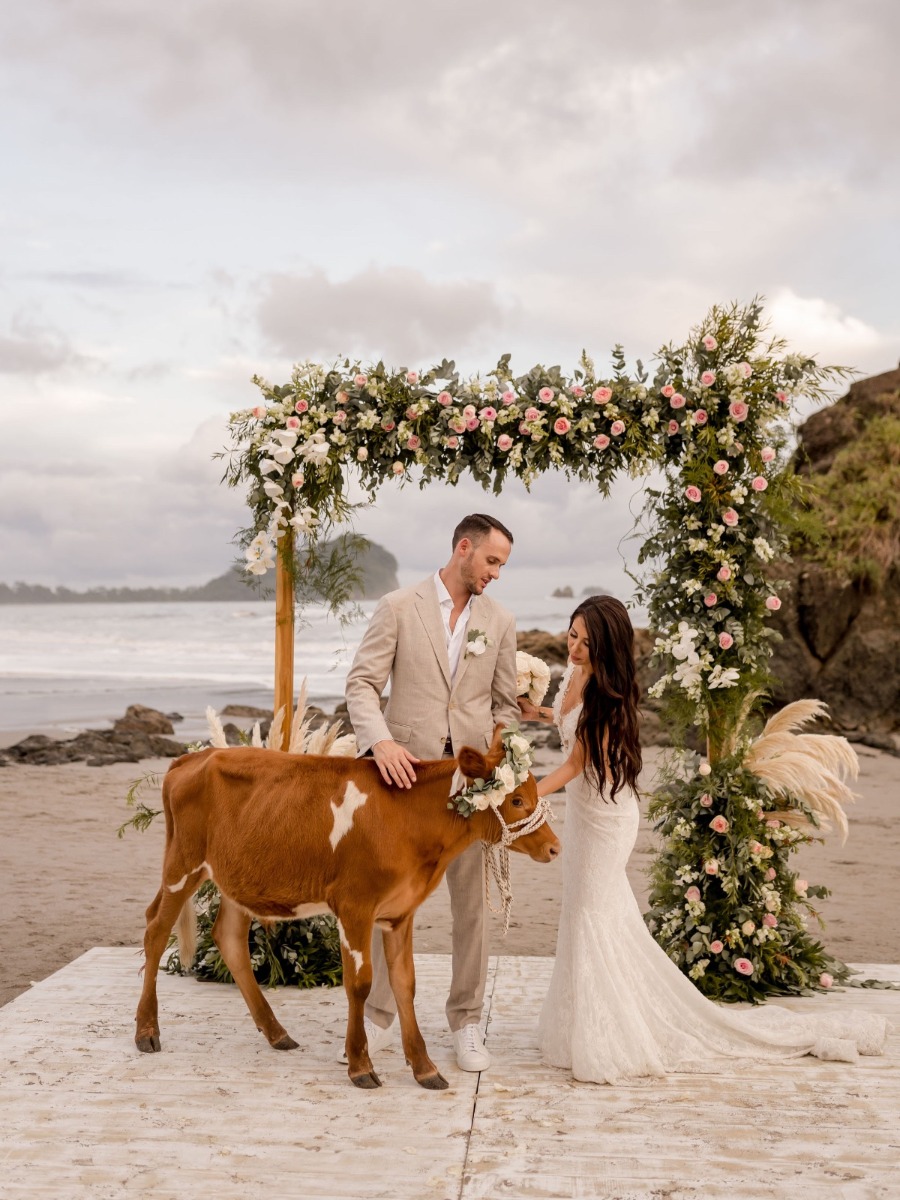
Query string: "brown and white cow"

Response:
xmin=134 ymin=726 xmax=559 ymax=1089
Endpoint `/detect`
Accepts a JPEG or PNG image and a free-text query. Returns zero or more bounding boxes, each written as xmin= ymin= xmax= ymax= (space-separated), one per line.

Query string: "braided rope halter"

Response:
xmin=482 ymin=790 xmax=555 ymax=934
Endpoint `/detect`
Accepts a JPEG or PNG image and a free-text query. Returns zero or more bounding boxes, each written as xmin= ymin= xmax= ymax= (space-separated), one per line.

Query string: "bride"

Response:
xmin=519 ymin=595 xmax=887 ymax=1084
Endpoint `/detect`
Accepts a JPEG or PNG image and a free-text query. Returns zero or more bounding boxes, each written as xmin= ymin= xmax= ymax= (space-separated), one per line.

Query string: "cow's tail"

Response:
xmin=176 ymin=898 xmax=198 ymax=971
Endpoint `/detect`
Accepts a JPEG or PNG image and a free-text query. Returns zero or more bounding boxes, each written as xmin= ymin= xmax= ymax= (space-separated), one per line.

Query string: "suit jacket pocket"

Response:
xmin=386 ymin=720 xmax=412 ymax=744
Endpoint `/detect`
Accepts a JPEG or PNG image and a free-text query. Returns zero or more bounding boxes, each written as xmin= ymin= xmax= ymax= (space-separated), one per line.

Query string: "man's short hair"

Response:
xmin=452 ymin=513 xmax=514 ymax=550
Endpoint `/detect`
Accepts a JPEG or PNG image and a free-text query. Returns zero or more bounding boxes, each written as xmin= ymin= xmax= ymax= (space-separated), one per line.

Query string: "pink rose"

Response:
xmin=766 ymin=819 xmax=781 ymax=830
xmin=610 ymin=420 xmax=625 ymax=436
xmin=694 ymin=409 xmax=708 ymax=425
xmin=406 ymin=435 xmax=420 ymax=451
xmin=356 ymin=449 xmax=367 ymax=463
xmin=446 ymin=436 xmax=459 ymax=449
xmin=554 ymin=417 xmax=571 ymax=435
xmin=761 ymin=447 xmax=776 ymax=462
xmin=252 ymin=405 xmax=267 ymax=419
xmin=713 ymin=460 xmax=729 ymax=475
xmin=718 ymin=631 xmax=733 ymax=650
xmin=709 ymin=940 xmax=724 ymax=954
xmin=764 ymin=867 xmax=776 ymax=881
xmin=450 ymin=419 xmax=466 ymax=434
xmin=538 ymin=386 xmax=555 ymax=403
xmin=716 ymin=566 xmax=732 ymax=582
xmin=763 ymin=914 xmax=778 ymax=928
xmin=749 ymin=841 xmax=763 ymax=855
xmin=699 ymin=793 xmax=713 ymax=807
xmin=795 ymin=879 xmax=808 ymax=895
xmin=751 ymin=476 xmax=768 ymax=491
xmin=286 ymin=416 xmax=300 ymax=430
xmin=406 ymin=370 xmax=418 ymax=385
xmin=336 ymin=390 xmax=349 ymax=405
xmin=700 ymin=370 xmax=716 ymax=387
xmin=698 ymin=761 xmax=712 ymax=776
xmin=819 ymin=972 xmax=833 ymax=989
xmin=765 ymin=596 xmax=782 ymax=611
xmin=704 ymin=593 xmax=717 ymax=607
xmin=729 ymin=401 xmax=749 ymax=422
xmin=466 ymin=417 xmax=480 ymax=431
xmin=592 ymin=387 xmax=612 ymax=404
xmin=525 ymin=407 xmax=540 ymax=422
xmin=501 ymin=390 xmax=516 ymax=406
xmin=710 ymin=815 xmax=729 ymax=833
xmin=354 ymin=373 xmax=368 ymax=388
xmin=571 ymin=385 xmax=585 ymax=398
xmin=497 ymin=434 xmax=513 ymax=451
xmin=670 ymin=393 xmax=686 ymax=409
xmin=463 ymin=404 xmax=476 ymax=419
xmin=593 ymin=434 xmax=610 ymax=450
xmin=437 ymin=391 xmax=453 ymax=406
xmin=685 ymin=886 xmax=701 ymax=902
xmin=734 ymin=958 xmax=754 ymax=976
xmin=381 ymin=420 xmax=395 ymax=432
xmin=722 ymin=508 xmax=739 ymax=527
xmin=518 ymin=422 xmax=530 ymax=435
xmin=739 ymin=362 xmax=752 ymax=379
xmin=705 ymin=859 xmax=719 ymax=875
xmin=406 ymin=407 xmax=417 ymax=420
xmin=775 ymin=390 xmax=788 ymax=404
xmin=291 ymin=471 xmax=305 ymax=488
xmin=294 ymin=399 xmax=309 ymax=414
xmin=660 ymin=385 xmax=675 ymax=398
xmin=734 ymin=441 xmax=744 ymax=453
xmin=684 ymin=485 xmax=702 ymax=503
xmin=333 ymin=410 xmax=347 ymax=424
xmin=392 ymin=461 xmax=404 ymax=475
xmin=667 ymin=420 xmax=680 ymax=435
xmin=702 ymin=334 xmax=718 ymax=351
xmin=479 ymin=406 xmax=498 ymax=422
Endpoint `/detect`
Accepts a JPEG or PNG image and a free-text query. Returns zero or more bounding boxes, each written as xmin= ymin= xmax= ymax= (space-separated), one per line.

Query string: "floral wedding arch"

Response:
xmin=221 ymin=299 xmax=853 ymax=1002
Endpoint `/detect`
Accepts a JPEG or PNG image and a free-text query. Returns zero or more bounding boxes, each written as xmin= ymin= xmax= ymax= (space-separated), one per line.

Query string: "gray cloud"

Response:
xmin=0 ymin=319 xmax=89 ymax=376
xmin=257 ymin=267 xmax=504 ymax=363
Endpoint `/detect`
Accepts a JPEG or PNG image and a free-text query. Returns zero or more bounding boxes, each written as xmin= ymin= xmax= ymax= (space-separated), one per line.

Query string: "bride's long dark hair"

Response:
xmin=570 ymin=596 xmax=642 ymax=802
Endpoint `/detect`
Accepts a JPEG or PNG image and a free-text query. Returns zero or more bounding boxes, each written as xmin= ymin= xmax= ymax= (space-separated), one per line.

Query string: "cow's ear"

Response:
xmin=458 ymin=746 xmax=489 ymax=781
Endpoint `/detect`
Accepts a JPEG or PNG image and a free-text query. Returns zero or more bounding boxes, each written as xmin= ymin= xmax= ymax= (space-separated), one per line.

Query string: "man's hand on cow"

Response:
xmin=372 ymin=740 xmax=420 ymax=789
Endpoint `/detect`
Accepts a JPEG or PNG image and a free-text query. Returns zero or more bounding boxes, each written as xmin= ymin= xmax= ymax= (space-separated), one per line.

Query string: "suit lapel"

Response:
xmin=414 ymin=578 xmax=452 ymax=689
xmin=451 ymin=594 xmax=484 ymax=695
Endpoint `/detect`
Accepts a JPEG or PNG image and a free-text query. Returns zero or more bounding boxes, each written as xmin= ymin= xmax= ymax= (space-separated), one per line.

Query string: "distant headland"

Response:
xmin=0 ymin=541 xmax=400 ymax=605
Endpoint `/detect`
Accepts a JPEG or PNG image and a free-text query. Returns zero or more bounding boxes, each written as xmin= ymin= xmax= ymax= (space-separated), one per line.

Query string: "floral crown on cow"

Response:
xmin=449 ymin=725 xmax=535 ymax=818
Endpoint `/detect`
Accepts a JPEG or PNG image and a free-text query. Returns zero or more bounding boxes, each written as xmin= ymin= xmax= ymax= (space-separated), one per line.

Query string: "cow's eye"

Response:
xmin=512 ymin=797 xmax=524 ymax=808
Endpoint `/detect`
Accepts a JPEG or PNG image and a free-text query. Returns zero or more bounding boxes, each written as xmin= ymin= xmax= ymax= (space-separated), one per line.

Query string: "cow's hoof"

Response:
xmin=272 ymin=1033 xmax=299 ymax=1051
xmin=417 ymin=1071 xmax=450 ymax=1091
xmin=350 ymin=1070 xmax=382 ymax=1090
xmin=135 ymin=1034 xmax=161 ymax=1053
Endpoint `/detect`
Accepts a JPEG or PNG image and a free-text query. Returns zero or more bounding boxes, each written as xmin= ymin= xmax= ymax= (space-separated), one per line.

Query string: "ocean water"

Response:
xmin=0 ymin=587 xmax=648 ymax=743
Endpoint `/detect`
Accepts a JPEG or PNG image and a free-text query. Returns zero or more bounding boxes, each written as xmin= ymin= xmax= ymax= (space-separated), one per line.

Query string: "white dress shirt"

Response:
xmin=433 ymin=570 xmax=473 ymax=685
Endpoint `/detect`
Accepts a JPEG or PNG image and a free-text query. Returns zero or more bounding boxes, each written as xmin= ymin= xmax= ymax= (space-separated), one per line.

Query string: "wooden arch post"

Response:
xmin=274 ymin=531 xmax=295 ymax=750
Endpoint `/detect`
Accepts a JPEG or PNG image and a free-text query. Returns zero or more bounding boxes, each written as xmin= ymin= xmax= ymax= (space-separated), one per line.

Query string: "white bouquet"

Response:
xmin=515 ymin=651 xmax=552 ymax=705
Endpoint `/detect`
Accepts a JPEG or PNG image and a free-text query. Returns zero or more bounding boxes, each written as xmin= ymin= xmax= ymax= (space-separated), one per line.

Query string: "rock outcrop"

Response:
xmin=768 ymin=367 xmax=900 ymax=740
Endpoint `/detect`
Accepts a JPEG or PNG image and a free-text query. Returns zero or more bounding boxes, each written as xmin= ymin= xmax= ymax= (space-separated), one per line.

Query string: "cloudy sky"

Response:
xmin=2 ymin=0 xmax=897 ymax=596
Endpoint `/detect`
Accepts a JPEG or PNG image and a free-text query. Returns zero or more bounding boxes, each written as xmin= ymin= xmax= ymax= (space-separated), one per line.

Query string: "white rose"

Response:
xmin=468 ymin=639 xmax=487 ymax=656
xmin=494 ymin=763 xmax=516 ymax=793
xmin=508 ymin=735 xmax=530 ymax=757
xmin=471 ymin=790 xmax=492 ymax=812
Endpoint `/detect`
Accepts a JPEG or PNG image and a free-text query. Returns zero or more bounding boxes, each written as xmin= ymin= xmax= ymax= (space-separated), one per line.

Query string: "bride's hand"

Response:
xmin=517 ymin=696 xmax=541 ymax=720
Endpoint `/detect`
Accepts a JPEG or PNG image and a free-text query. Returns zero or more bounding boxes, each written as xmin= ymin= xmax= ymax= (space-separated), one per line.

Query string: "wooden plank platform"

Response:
xmin=0 ymin=951 xmax=896 ymax=1199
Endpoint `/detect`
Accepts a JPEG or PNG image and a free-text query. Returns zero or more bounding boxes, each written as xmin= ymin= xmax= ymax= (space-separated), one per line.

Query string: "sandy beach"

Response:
xmin=1 ymin=737 xmax=897 ymax=1011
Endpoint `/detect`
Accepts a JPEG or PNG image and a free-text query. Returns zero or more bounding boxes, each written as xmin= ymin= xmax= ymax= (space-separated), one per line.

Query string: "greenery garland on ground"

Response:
xmin=159 ymin=298 xmax=851 ymax=1003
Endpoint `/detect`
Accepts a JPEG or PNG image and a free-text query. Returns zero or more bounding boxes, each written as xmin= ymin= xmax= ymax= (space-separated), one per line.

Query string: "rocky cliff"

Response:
xmin=768 ymin=367 xmax=900 ymax=739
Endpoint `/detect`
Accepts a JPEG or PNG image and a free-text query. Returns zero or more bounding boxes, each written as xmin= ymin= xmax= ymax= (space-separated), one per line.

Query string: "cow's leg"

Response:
xmin=383 ymin=914 xmax=448 ymax=1090
xmin=335 ymin=913 xmax=382 ymax=1089
xmin=135 ymin=883 xmax=196 ymax=1052
xmin=210 ymin=896 xmax=298 ymax=1050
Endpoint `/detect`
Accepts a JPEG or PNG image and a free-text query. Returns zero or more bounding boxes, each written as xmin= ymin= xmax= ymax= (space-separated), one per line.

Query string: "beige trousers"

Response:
xmin=364 ymin=838 xmax=489 ymax=1033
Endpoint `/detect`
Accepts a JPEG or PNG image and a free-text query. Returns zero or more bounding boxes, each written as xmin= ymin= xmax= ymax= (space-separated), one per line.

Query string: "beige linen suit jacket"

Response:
xmin=345 ymin=575 xmax=520 ymax=760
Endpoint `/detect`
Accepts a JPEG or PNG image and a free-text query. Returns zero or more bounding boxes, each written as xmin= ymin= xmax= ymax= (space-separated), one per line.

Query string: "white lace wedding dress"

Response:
xmin=537 ymin=664 xmax=888 ymax=1084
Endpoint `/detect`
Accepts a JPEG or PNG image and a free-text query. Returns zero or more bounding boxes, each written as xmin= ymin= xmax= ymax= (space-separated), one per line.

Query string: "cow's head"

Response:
xmin=457 ymin=727 xmax=560 ymax=864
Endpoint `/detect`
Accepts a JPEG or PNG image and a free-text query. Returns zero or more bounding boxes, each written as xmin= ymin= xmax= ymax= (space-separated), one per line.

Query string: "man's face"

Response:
xmin=459 ymin=529 xmax=512 ymax=596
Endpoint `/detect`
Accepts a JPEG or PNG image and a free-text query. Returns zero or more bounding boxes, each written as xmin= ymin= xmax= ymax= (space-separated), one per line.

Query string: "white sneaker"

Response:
xmin=338 ymin=1017 xmax=395 ymax=1063
xmin=453 ymin=1023 xmax=491 ymax=1072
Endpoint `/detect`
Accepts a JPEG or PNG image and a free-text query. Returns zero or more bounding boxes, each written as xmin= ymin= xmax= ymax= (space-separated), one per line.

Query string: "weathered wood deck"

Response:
xmin=0 ymin=950 xmax=896 ymax=1199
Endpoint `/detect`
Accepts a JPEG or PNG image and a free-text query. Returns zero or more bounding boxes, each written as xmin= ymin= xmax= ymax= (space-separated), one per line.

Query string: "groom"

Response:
xmin=344 ymin=513 xmax=520 ymax=1072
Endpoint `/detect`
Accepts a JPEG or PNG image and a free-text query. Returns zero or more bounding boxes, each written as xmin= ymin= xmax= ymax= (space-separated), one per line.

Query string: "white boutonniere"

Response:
xmin=465 ymin=629 xmax=492 ymax=657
